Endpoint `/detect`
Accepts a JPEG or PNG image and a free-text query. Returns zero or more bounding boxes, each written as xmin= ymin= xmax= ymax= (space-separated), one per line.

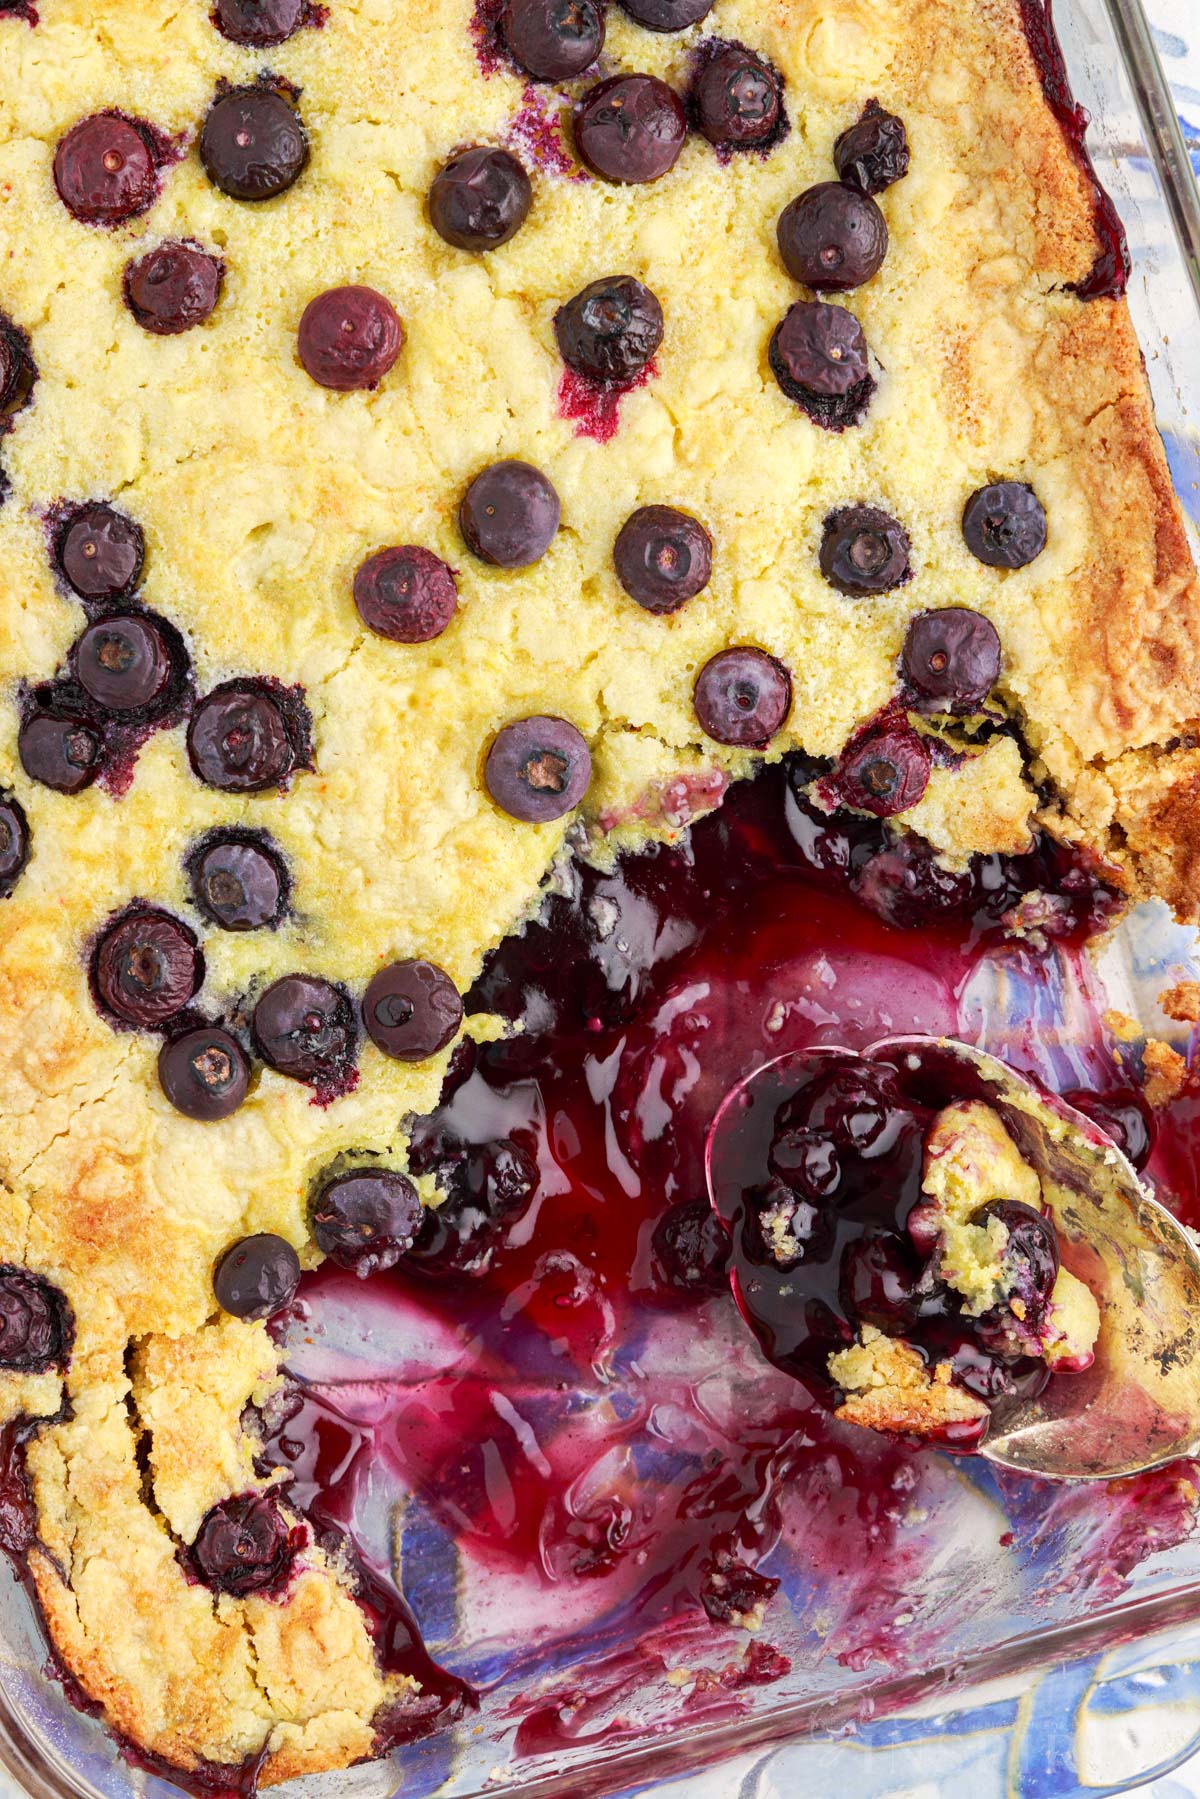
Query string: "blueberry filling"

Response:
xmin=199 ymin=87 xmax=308 ymax=201
xmin=555 ymin=276 xmax=664 ymax=385
xmin=186 ymin=1493 xmax=300 ymax=1596
xmin=574 ymin=76 xmax=688 ymax=185
xmin=429 ymin=145 xmax=533 ymax=249
xmin=91 ymin=905 xmax=203 ymax=1030
xmin=1064 ymin=1086 xmax=1156 ymax=1172
xmin=297 ymin=286 xmax=404 ymax=391
xmin=824 ymin=718 xmax=931 ymax=818
xmin=500 ymin=0 xmax=603 ymax=80
xmin=777 ymin=182 xmax=888 ymax=291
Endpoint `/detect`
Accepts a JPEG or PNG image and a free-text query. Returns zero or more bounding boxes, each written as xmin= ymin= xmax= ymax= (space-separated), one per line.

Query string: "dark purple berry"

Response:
xmin=124 ymin=241 xmax=223 ymax=335
xmin=57 ymin=503 xmax=145 ymax=600
xmin=833 ymin=99 xmax=910 ymax=196
xmin=649 ymin=1196 xmax=730 ymax=1298
xmin=92 ymin=906 xmax=202 ymax=1029
xmin=53 ymin=114 xmax=158 ymax=226
xmin=74 ymin=614 xmax=172 ymax=713
xmin=769 ymin=300 xmax=874 ymax=429
xmin=0 ymin=327 xmax=28 ymax=411
xmin=692 ymin=45 xmax=783 ymax=150
xmin=460 ymin=460 xmax=560 ymax=567
xmin=159 ymin=1026 xmax=250 ymax=1121
xmin=0 ymin=1269 xmax=72 ymax=1373
xmin=252 ymin=974 xmax=357 ymax=1085
xmin=0 ymin=795 xmax=30 ymax=895
xmin=700 ymin=1544 xmax=778 ymax=1626
xmin=213 ymin=0 xmax=305 ymax=45
xmin=779 ymin=1058 xmax=907 ymax=1161
xmin=501 ymin=0 xmax=603 ymax=80
xmin=362 ymin=959 xmax=463 ymax=1061
xmin=851 ymin=834 xmax=976 ymax=929
xmin=831 ymin=720 xmax=930 ymax=818
xmin=485 ymin=715 xmax=591 ymax=821
xmin=214 ymin=1234 xmax=300 ymax=1320
xmin=298 ymin=285 xmax=403 ymax=392
xmin=574 ymin=76 xmax=687 ymax=185
xmin=353 ymin=546 xmax=458 ymax=643
xmin=200 ymin=88 xmax=308 ymax=202
xmin=972 ymin=1198 xmax=1059 ymax=1325
xmin=18 ymin=712 xmax=102 ymax=794
xmin=962 ymin=482 xmax=1046 ymax=569
xmin=189 ymin=1494 xmax=298 ymax=1597
xmin=840 ymin=1231 xmax=923 ymax=1331
xmin=429 ymin=146 xmax=532 ymax=250
xmin=614 ymin=505 xmax=711 ymax=613
xmin=406 ymin=1139 xmax=539 ymax=1276
xmin=190 ymin=834 xmax=286 ymax=930
xmin=819 ymin=505 xmax=909 ymax=595
xmin=901 ymin=607 xmax=1002 ymax=712
xmin=187 ymin=682 xmax=302 ymax=792
xmin=768 ymin=1128 xmax=840 ymax=1199
xmin=693 ymin=647 xmax=791 ymax=748
xmin=619 ymin=0 xmax=710 ymax=30
xmin=777 ymin=182 xmax=888 ymax=291
xmin=555 ymin=276 xmax=663 ymax=384
xmin=312 ymin=1169 xmax=423 ymax=1275
xmin=1063 ymin=1087 xmax=1155 ymax=1172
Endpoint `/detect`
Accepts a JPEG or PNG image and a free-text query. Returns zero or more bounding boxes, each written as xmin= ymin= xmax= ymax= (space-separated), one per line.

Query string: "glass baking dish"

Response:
xmin=2 ymin=3 xmax=1200 ymax=1797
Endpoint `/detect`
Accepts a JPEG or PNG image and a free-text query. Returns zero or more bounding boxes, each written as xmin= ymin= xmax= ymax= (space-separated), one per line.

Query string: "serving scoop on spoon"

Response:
xmin=705 ymin=1034 xmax=1200 ymax=1482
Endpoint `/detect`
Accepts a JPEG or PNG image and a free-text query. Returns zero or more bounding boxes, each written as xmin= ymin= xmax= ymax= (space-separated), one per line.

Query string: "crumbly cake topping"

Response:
xmin=0 ymin=0 xmax=1195 ymax=1781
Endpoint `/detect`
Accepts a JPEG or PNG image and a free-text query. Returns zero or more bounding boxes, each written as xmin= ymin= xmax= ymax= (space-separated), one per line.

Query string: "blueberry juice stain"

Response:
xmin=247 ymin=756 xmax=1200 ymax=1762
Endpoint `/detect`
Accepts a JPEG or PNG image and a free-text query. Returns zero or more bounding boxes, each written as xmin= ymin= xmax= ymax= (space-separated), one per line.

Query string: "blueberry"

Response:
xmin=18 ymin=712 xmax=102 ymax=794
xmin=618 ymin=0 xmax=711 ymax=30
xmin=831 ymin=720 xmax=930 ymax=818
xmin=851 ymin=834 xmax=976 ymax=929
xmin=189 ymin=833 xmax=287 ymax=930
xmin=158 ymin=1026 xmax=250 ymax=1120
xmin=501 ymin=0 xmax=603 ymax=79
xmin=252 ymin=974 xmax=357 ymax=1085
xmin=485 ymin=715 xmax=592 ymax=821
xmin=769 ymin=300 xmax=874 ymax=430
xmin=0 ymin=1268 xmax=72 ymax=1372
xmin=833 ymin=99 xmax=910 ymax=196
xmin=429 ymin=146 xmax=533 ymax=250
xmin=614 ymin=505 xmax=711 ymax=613
xmin=0 ymin=337 xmax=16 ymax=412
xmin=693 ymin=647 xmax=791 ymax=748
xmin=574 ymin=76 xmax=687 ymax=185
xmin=554 ymin=276 xmax=664 ymax=384
xmin=819 ymin=505 xmax=910 ymax=595
xmin=187 ymin=681 xmax=303 ymax=792
xmin=0 ymin=321 xmax=31 ymax=412
xmin=353 ymin=546 xmax=458 ymax=643
xmin=780 ymin=1058 xmax=905 ymax=1160
xmin=961 ymin=482 xmax=1046 ymax=569
xmin=200 ymin=87 xmax=308 ymax=202
xmin=901 ymin=607 xmax=1001 ymax=712
xmin=214 ymin=1234 xmax=300 ymax=1320
xmin=213 ymin=0 xmax=306 ymax=45
xmin=312 ymin=1168 xmax=423 ymax=1275
xmin=700 ymin=1545 xmax=778 ymax=1626
xmin=92 ymin=905 xmax=202 ymax=1029
xmin=362 ymin=959 xmax=463 ymax=1061
xmin=692 ymin=45 xmax=783 ymax=150
xmin=460 ymin=460 xmax=560 ymax=568
xmin=188 ymin=1494 xmax=297 ymax=1597
xmin=53 ymin=114 xmax=159 ymax=226
xmin=404 ymin=1138 xmax=539 ymax=1275
xmin=777 ymin=182 xmax=888 ymax=291
xmin=1063 ymin=1087 xmax=1155 ymax=1172
xmin=297 ymin=285 xmax=403 ymax=392
xmin=649 ymin=1197 xmax=730 ymax=1298
xmin=124 ymin=241 xmax=223 ymax=335
xmin=57 ymin=503 xmax=145 ymax=600
xmin=768 ymin=1128 xmax=840 ymax=1200
xmin=840 ymin=1231 xmax=923 ymax=1332
xmin=972 ymin=1198 xmax=1059 ymax=1327
xmin=0 ymin=795 xmax=29 ymax=895
xmin=74 ymin=614 xmax=173 ymax=713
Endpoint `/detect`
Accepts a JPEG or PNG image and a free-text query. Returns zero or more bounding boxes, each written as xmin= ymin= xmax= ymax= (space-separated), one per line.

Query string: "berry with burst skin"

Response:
xmin=554 ymin=276 xmax=663 ymax=385
xmin=833 ymin=99 xmax=910 ymax=194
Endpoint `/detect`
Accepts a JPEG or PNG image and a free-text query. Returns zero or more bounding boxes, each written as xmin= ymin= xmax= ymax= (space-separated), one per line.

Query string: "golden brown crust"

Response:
xmin=0 ymin=0 xmax=1196 ymax=1779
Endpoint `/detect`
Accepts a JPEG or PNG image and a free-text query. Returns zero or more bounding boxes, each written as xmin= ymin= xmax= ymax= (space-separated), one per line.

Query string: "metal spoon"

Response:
xmin=705 ymin=1035 xmax=1200 ymax=1481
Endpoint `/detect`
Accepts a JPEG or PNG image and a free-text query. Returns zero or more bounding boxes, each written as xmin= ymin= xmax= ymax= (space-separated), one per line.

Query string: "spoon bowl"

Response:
xmin=705 ymin=1034 xmax=1200 ymax=1481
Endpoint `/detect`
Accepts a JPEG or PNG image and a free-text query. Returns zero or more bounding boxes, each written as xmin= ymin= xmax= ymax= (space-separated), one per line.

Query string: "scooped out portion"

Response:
xmin=710 ymin=1050 xmax=1101 ymax=1452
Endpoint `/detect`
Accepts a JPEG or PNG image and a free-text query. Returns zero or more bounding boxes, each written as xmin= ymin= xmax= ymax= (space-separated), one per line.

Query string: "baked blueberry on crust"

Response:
xmin=0 ymin=0 xmax=1199 ymax=1786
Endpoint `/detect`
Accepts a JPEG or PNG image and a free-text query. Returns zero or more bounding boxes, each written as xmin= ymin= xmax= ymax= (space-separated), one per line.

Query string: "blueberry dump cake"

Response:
xmin=0 ymin=0 xmax=1198 ymax=1786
